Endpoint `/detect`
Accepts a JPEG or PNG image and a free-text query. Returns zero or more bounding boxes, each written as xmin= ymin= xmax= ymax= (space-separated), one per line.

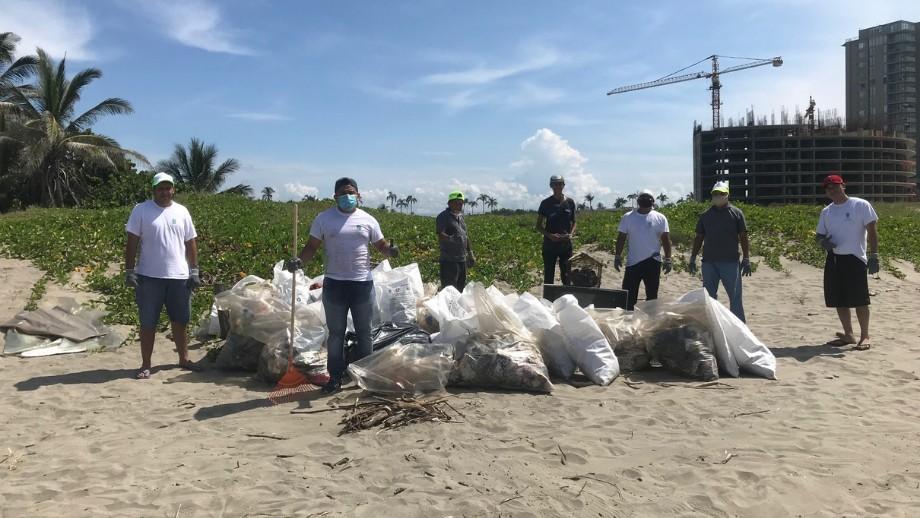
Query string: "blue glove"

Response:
xmin=867 ymin=254 xmax=880 ymax=275
xmin=662 ymin=258 xmax=672 ymax=274
xmin=284 ymin=257 xmax=303 ymax=273
xmin=741 ymin=257 xmax=752 ymax=276
xmin=614 ymin=256 xmax=623 ymax=272
xmin=187 ymin=268 xmax=201 ymax=290
xmin=388 ymin=242 xmax=400 ymax=258
xmin=688 ymin=255 xmax=698 ymax=275
xmin=125 ymin=269 xmax=138 ymax=288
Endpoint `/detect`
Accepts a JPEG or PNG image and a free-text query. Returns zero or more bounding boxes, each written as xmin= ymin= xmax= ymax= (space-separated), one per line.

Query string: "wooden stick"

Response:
xmin=289 ymin=203 xmax=298 ymax=367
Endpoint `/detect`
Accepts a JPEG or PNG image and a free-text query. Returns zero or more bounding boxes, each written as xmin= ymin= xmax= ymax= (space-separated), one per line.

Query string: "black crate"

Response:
xmin=542 ymin=284 xmax=628 ymax=309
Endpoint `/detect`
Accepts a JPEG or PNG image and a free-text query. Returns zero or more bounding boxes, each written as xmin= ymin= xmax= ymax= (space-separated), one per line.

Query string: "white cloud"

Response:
xmin=0 ymin=0 xmax=95 ymax=60
xmin=420 ymin=47 xmax=561 ymax=86
xmin=511 ymin=128 xmax=611 ymax=200
xmin=284 ymin=182 xmax=320 ymax=199
xmin=141 ymin=0 xmax=255 ymax=55
xmin=227 ymin=112 xmax=292 ymax=122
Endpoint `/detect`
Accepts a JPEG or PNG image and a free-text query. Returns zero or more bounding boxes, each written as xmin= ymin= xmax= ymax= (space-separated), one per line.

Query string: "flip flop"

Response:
xmin=136 ymin=368 xmax=151 ymax=380
xmin=855 ymin=341 xmax=871 ymax=351
xmin=826 ymin=337 xmax=855 ymax=346
xmin=179 ymin=362 xmax=204 ymax=372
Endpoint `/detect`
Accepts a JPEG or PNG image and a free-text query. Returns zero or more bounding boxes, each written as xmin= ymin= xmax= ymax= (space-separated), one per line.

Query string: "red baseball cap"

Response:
xmin=822 ymin=174 xmax=844 ymax=188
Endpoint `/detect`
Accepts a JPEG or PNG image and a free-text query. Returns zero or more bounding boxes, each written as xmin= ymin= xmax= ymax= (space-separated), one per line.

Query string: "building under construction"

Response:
xmin=693 ymin=111 xmax=917 ymax=204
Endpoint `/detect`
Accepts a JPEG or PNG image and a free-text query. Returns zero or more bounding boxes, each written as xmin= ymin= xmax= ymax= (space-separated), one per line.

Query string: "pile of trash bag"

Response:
xmin=347 ymin=341 xmax=453 ymax=396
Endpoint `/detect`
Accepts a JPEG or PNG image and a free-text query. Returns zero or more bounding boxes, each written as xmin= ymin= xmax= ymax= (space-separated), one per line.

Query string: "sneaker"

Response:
xmin=320 ymin=378 xmax=342 ymax=394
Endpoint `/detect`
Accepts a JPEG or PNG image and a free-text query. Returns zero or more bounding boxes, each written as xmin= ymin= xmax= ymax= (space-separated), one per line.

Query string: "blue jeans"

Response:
xmin=701 ymin=261 xmax=746 ymax=322
xmin=135 ymin=275 xmax=191 ymax=329
xmin=322 ymin=278 xmax=374 ymax=380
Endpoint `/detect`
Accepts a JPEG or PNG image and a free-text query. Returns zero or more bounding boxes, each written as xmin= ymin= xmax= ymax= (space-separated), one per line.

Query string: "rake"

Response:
xmin=269 ymin=203 xmax=319 ymax=403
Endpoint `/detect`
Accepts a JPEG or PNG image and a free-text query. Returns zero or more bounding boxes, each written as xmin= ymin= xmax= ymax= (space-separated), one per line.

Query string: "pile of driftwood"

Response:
xmin=338 ymin=395 xmax=462 ymax=435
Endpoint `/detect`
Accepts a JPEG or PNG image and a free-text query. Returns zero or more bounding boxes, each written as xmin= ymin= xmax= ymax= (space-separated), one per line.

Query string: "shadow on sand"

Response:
xmin=770 ymin=342 xmax=848 ymax=362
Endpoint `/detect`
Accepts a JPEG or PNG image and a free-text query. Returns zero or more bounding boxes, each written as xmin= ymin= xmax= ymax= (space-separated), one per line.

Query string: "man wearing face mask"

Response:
xmin=614 ymin=190 xmax=671 ymax=310
xmin=815 ymin=174 xmax=878 ymax=351
xmin=285 ymin=177 xmax=400 ymax=393
xmin=436 ymin=191 xmax=474 ymax=291
xmin=536 ymin=175 xmax=577 ymax=285
xmin=688 ymin=181 xmax=751 ymax=322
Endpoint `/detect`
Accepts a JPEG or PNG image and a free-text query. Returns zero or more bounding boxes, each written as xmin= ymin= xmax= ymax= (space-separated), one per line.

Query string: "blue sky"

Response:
xmin=3 ymin=0 xmax=919 ymax=213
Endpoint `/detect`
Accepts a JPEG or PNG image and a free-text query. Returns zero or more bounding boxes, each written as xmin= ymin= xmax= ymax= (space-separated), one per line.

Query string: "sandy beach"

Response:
xmin=2 ymin=256 xmax=919 ymax=517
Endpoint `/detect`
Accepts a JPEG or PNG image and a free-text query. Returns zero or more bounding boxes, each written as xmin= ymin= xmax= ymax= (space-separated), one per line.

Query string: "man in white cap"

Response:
xmin=614 ymin=189 xmax=671 ymax=310
xmin=536 ymin=175 xmax=577 ymax=285
xmin=688 ymin=181 xmax=751 ymax=322
xmin=124 ymin=172 xmax=202 ymax=379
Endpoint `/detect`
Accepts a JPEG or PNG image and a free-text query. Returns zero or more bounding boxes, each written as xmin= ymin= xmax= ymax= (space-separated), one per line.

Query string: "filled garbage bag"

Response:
xmin=511 ymin=292 xmax=576 ymax=379
xmin=345 ymin=322 xmax=432 ymax=363
xmin=347 ymin=342 xmax=453 ymax=396
xmin=447 ymin=333 xmax=553 ymax=393
xmin=588 ymin=307 xmax=650 ymax=373
xmin=553 ymin=295 xmax=620 ymax=386
xmin=644 ymin=313 xmax=718 ymax=381
xmin=213 ymin=332 xmax=264 ymax=371
xmin=372 ymin=261 xmax=424 ymax=324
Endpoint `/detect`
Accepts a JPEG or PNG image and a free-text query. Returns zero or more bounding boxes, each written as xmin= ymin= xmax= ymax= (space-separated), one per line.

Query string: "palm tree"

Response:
xmin=656 ymin=193 xmax=669 ymax=206
xmin=220 ymin=184 xmax=253 ymax=197
xmin=596 ymin=202 xmax=606 ymax=210
xmin=157 ymin=137 xmax=239 ymax=193
xmin=614 ymin=197 xmax=627 ymax=209
xmin=477 ymin=193 xmax=489 ymax=215
xmin=584 ymin=193 xmax=595 ymax=210
xmin=1 ymin=33 xmax=37 ymax=100
xmin=467 ymin=199 xmax=478 ymax=213
xmin=1 ymin=48 xmax=145 ymax=206
xmin=386 ymin=191 xmax=397 ymax=211
xmin=261 ymin=186 xmax=274 ymax=201
xmin=486 ymin=195 xmax=498 ymax=213
xmin=626 ymin=192 xmax=638 ymax=208
xmin=396 ymin=198 xmax=407 ymax=213
xmin=405 ymin=194 xmax=418 ymax=214
xmin=302 ymin=194 xmax=317 ymax=201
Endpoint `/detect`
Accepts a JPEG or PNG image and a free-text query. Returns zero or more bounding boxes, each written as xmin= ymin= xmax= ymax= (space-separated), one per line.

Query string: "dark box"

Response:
xmin=542 ymin=284 xmax=628 ymax=309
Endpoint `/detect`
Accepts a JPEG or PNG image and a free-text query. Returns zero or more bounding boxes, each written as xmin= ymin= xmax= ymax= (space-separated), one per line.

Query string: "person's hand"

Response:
xmin=688 ymin=255 xmax=698 ymax=275
xmin=388 ymin=242 xmax=400 ymax=258
xmin=466 ymin=252 xmax=476 ymax=268
xmin=614 ymin=256 xmax=623 ymax=272
xmin=867 ymin=254 xmax=880 ymax=275
xmin=662 ymin=258 xmax=672 ymax=274
xmin=187 ymin=268 xmax=201 ymax=290
xmin=741 ymin=257 xmax=752 ymax=276
xmin=816 ymin=233 xmax=836 ymax=252
xmin=125 ymin=269 xmax=138 ymax=288
xmin=547 ymin=233 xmax=561 ymax=242
xmin=284 ymin=257 xmax=303 ymax=273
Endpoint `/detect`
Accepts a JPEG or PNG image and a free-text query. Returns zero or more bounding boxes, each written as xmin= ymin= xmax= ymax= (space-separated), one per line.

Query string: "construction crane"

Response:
xmin=607 ymin=55 xmax=783 ymax=129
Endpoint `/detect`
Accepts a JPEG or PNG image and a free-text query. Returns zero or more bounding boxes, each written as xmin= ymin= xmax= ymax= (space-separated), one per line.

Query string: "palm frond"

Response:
xmin=59 ymin=67 xmax=102 ymax=121
xmin=66 ymin=97 xmax=133 ymax=133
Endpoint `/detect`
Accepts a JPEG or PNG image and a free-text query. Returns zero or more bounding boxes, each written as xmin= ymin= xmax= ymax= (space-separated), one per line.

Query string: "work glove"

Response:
xmin=284 ymin=257 xmax=303 ymax=273
xmin=741 ymin=257 xmax=752 ymax=277
xmin=867 ymin=254 xmax=880 ymax=275
xmin=466 ymin=252 xmax=476 ymax=268
xmin=662 ymin=258 xmax=672 ymax=274
xmin=388 ymin=242 xmax=400 ymax=258
xmin=125 ymin=269 xmax=138 ymax=288
xmin=816 ymin=233 xmax=836 ymax=253
xmin=688 ymin=255 xmax=698 ymax=275
xmin=613 ymin=256 xmax=623 ymax=272
xmin=187 ymin=268 xmax=202 ymax=290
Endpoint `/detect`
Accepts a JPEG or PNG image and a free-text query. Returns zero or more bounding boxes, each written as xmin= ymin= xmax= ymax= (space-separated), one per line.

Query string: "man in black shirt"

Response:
xmin=436 ymin=191 xmax=474 ymax=290
xmin=536 ymin=175 xmax=576 ymax=285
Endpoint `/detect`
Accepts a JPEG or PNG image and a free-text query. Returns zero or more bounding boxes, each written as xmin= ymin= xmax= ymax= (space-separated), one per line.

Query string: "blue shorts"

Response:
xmin=135 ymin=275 xmax=192 ymax=328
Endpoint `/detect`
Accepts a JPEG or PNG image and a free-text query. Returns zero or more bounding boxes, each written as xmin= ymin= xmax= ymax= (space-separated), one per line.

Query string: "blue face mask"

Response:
xmin=337 ymin=193 xmax=358 ymax=210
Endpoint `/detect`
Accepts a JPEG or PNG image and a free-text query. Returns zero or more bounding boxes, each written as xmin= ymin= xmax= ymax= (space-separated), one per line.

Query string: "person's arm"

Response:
xmin=125 ymin=232 xmax=140 ymax=270
xmin=739 ymin=231 xmax=750 ymax=259
xmin=614 ymin=232 xmax=627 ymax=258
xmin=298 ymin=236 xmax=323 ymax=263
xmin=661 ymin=232 xmax=672 ymax=259
xmin=185 ymin=238 xmax=198 ymax=268
xmin=569 ymin=199 xmax=577 ymax=237
xmin=866 ymin=221 xmax=878 ymax=254
xmin=535 ymin=214 xmax=548 ymax=237
xmin=690 ymin=233 xmax=704 ymax=257
xmin=436 ymin=214 xmax=452 ymax=242
xmin=372 ymin=238 xmax=397 ymax=258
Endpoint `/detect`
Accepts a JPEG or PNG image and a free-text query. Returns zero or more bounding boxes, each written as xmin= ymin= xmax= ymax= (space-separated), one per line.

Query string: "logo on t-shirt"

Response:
xmin=845 ymin=212 xmax=850 ymax=220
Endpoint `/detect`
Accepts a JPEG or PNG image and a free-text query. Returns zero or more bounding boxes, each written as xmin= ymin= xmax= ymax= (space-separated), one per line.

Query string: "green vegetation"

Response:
xmin=1 ymin=196 xmax=917 ymax=327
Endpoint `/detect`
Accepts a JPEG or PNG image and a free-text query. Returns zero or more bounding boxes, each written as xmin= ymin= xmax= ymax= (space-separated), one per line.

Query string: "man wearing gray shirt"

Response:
xmin=436 ymin=191 xmax=474 ymax=290
xmin=688 ymin=181 xmax=751 ymax=322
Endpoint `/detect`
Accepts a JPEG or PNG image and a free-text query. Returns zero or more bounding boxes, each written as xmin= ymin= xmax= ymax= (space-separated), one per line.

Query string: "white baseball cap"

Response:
xmin=152 ymin=172 xmax=175 ymax=187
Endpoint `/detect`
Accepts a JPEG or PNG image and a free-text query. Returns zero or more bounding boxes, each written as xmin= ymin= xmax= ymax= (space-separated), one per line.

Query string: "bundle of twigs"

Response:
xmin=338 ymin=395 xmax=462 ymax=435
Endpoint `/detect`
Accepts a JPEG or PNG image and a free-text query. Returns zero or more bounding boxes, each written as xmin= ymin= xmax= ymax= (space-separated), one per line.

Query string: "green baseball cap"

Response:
xmin=448 ymin=191 xmax=465 ymax=201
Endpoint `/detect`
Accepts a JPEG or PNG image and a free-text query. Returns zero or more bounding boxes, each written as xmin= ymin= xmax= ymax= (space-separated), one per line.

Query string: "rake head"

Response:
xmin=269 ymin=367 xmax=319 ymax=405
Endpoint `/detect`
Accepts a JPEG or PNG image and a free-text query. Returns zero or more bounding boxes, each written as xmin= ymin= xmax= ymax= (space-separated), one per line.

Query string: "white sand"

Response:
xmin=1 ymin=256 xmax=919 ymax=517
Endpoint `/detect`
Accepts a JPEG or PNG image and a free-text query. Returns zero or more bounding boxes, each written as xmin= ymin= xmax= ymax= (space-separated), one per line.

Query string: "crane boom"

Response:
xmin=606 ymin=55 xmax=783 ymax=128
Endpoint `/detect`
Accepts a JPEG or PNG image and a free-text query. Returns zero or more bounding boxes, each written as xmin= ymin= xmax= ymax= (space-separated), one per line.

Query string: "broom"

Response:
xmin=269 ymin=203 xmax=318 ymax=403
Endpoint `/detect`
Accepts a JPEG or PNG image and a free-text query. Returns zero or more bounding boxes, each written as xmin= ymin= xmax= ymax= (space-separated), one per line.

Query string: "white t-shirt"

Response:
xmin=617 ymin=209 xmax=670 ymax=267
xmin=126 ymin=200 xmax=197 ymax=279
xmin=816 ymin=197 xmax=878 ymax=263
xmin=310 ymin=207 xmax=384 ymax=281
